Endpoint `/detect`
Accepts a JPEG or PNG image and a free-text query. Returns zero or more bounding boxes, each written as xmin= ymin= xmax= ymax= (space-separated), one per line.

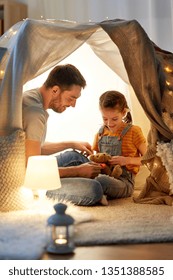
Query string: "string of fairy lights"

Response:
xmin=0 ymin=17 xmax=173 ymax=98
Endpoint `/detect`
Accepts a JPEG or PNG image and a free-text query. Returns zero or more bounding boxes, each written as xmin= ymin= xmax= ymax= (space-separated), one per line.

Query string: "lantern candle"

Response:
xmin=55 ymin=235 xmax=67 ymax=245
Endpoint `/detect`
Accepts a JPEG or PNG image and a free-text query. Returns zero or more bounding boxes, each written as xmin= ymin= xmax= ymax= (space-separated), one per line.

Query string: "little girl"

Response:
xmin=47 ymin=90 xmax=147 ymax=206
xmin=92 ymin=90 xmax=147 ymax=203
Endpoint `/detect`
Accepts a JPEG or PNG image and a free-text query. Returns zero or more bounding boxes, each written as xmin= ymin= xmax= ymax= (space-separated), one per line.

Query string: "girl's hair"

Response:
xmin=99 ymin=90 xmax=132 ymax=123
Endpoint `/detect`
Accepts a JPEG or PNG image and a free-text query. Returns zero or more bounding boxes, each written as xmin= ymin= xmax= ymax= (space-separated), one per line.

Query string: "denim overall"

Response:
xmin=47 ymin=124 xmax=134 ymax=205
xmin=98 ymin=124 xmax=134 ymax=183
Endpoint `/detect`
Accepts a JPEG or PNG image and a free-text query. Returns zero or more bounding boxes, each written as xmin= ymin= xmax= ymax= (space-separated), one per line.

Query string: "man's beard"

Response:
xmin=52 ymin=105 xmax=67 ymax=113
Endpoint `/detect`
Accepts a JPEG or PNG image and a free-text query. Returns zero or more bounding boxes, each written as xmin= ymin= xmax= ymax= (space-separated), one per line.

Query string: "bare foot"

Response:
xmin=100 ymin=195 xmax=108 ymax=206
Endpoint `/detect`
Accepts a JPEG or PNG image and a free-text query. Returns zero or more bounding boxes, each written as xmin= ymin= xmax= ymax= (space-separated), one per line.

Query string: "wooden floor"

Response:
xmin=42 ymin=243 xmax=173 ymax=260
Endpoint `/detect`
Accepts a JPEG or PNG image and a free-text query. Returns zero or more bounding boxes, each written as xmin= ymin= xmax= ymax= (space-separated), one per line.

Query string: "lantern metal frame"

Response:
xmin=47 ymin=203 xmax=75 ymax=254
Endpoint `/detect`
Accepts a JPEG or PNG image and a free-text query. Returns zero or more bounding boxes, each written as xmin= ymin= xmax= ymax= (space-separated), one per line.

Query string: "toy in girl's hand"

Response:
xmin=89 ymin=152 xmax=123 ymax=178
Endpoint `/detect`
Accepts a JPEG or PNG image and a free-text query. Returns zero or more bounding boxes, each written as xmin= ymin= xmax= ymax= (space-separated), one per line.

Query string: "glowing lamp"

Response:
xmin=0 ymin=70 xmax=4 ymax=79
xmin=24 ymin=155 xmax=61 ymax=198
xmin=165 ymin=66 xmax=172 ymax=73
xmin=47 ymin=203 xmax=75 ymax=254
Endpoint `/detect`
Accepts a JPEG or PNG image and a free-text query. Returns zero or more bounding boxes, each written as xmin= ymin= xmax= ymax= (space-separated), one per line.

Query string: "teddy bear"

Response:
xmin=89 ymin=152 xmax=123 ymax=178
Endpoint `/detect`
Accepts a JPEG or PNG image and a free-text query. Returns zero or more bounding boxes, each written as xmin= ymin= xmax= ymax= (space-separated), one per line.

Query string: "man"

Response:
xmin=22 ymin=64 xmax=102 ymax=179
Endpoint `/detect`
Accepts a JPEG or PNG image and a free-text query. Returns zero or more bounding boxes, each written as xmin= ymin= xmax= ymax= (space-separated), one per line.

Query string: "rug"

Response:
xmin=75 ymin=196 xmax=173 ymax=245
xmin=0 ymin=194 xmax=173 ymax=260
xmin=0 ymin=199 xmax=92 ymax=260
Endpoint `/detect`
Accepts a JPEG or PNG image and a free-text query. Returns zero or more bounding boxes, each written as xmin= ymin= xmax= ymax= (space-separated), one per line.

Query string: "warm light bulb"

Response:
xmin=168 ymin=91 xmax=173 ymax=96
xmin=0 ymin=70 xmax=4 ymax=79
xmin=165 ymin=66 xmax=172 ymax=73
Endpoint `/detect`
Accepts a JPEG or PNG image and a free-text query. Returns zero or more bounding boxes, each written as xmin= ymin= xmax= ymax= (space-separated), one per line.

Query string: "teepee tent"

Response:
xmin=0 ymin=18 xmax=173 ymax=211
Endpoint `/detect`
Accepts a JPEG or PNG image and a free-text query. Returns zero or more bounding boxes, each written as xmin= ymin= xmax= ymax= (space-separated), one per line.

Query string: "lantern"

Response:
xmin=47 ymin=203 xmax=75 ymax=254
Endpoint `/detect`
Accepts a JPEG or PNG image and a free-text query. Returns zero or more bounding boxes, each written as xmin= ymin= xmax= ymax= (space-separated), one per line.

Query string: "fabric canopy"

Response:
xmin=0 ymin=18 xmax=173 ymax=207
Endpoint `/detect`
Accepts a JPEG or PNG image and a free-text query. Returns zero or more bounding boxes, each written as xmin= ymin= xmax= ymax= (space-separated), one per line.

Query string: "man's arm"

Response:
xmin=41 ymin=141 xmax=93 ymax=155
xmin=59 ymin=162 xmax=102 ymax=178
xmin=26 ymin=139 xmax=102 ymax=178
xmin=25 ymin=139 xmax=41 ymax=165
xmin=25 ymin=139 xmax=102 ymax=178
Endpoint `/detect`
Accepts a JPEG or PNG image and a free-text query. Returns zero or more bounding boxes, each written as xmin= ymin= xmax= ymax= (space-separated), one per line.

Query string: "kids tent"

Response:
xmin=0 ymin=18 xmax=173 ymax=211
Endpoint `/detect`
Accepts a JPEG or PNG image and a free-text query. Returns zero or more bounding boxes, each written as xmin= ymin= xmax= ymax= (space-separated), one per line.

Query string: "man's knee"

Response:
xmin=56 ymin=150 xmax=89 ymax=167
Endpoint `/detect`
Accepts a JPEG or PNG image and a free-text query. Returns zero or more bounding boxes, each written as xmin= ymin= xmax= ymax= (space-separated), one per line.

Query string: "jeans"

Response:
xmin=46 ymin=150 xmax=134 ymax=206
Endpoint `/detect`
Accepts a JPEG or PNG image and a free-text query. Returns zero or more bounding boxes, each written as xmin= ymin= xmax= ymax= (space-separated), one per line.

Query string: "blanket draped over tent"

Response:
xmin=0 ymin=18 xmax=173 ymax=211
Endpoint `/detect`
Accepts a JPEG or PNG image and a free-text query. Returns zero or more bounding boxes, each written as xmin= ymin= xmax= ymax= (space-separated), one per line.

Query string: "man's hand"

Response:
xmin=73 ymin=141 xmax=93 ymax=156
xmin=76 ymin=162 xmax=102 ymax=178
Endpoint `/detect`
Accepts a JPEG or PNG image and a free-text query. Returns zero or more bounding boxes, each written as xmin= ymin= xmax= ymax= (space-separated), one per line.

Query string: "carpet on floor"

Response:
xmin=75 ymin=196 xmax=173 ymax=245
xmin=0 ymin=194 xmax=173 ymax=260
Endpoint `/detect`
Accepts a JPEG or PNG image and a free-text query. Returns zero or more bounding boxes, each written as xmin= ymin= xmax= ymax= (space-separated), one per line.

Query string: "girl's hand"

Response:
xmin=108 ymin=156 xmax=128 ymax=166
